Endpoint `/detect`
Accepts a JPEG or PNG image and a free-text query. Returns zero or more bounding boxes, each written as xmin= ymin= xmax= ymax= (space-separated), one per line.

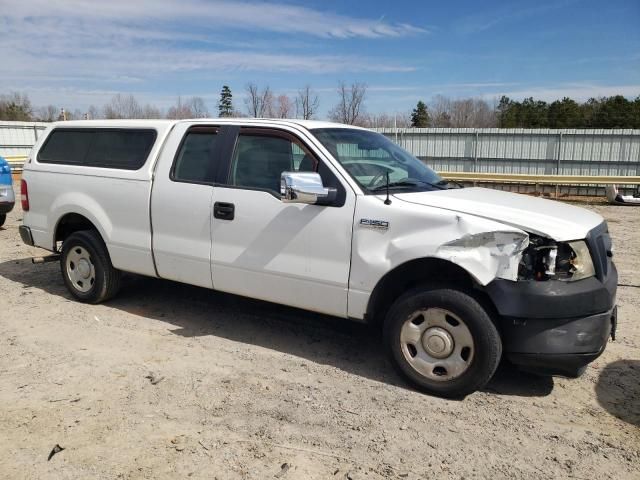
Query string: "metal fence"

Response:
xmin=374 ymin=128 xmax=640 ymax=195
xmin=0 ymin=121 xmax=48 ymax=159
xmin=374 ymin=128 xmax=640 ymax=176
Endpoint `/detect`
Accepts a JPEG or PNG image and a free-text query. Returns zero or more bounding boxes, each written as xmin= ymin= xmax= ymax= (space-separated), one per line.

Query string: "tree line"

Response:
xmin=0 ymin=92 xmax=214 ymax=122
xmin=496 ymin=95 xmax=640 ymax=129
xmin=1 ymin=87 xmax=639 ymax=129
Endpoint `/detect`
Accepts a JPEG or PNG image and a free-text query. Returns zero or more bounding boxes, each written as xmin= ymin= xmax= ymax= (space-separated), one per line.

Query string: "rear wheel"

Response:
xmin=384 ymin=288 xmax=501 ymax=398
xmin=0 ymin=214 xmax=6 ymax=227
xmin=60 ymin=230 xmax=121 ymax=303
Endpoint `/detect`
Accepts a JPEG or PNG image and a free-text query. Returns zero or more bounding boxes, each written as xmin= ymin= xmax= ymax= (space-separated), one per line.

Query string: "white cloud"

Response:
xmin=0 ymin=0 xmax=420 ymax=104
xmin=2 ymin=0 xmax=428 ymax=39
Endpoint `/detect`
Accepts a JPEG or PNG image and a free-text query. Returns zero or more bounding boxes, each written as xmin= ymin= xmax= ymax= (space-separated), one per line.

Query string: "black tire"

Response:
xmin=384 ymin=288 xmax=502 ymax=398
xmin=60 ymin=230 xmax=121 ymax=303
xmin=0 ymin=213 xmax=6 ymax=227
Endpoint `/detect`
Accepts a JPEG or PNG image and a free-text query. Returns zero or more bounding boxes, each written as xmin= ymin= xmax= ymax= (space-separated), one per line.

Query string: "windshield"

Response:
xmin=311 ymin=128 xmax=443 ymax=193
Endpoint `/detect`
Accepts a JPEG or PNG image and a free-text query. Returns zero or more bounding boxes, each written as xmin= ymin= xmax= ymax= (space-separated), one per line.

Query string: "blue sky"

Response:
xmin=1 ymin=0 xmax=639 ymax=117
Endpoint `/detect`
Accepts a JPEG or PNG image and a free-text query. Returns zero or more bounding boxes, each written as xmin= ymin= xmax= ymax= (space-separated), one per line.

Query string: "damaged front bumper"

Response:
xmin=500 ymin=307 xmax=616 ymax=377
xmin=485 ymin=261 xmax=618 ymax=377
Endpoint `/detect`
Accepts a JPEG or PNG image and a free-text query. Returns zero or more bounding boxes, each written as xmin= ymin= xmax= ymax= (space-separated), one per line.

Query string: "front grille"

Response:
xmin=585 ymin=222 xmax=612 ymax=281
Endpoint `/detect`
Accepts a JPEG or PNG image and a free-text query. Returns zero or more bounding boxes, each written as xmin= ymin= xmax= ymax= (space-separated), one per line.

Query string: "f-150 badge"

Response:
xmin=359 ymin=218 xmax=389 ymax=229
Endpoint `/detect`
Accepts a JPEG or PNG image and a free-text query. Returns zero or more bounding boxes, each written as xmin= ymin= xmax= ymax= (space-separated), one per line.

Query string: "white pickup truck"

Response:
xmin=19 ymin=119 xmax=618 ymax=397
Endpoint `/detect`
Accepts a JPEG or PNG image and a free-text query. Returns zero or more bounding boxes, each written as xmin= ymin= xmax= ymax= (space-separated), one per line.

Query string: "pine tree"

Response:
xmin=548 ymin=97 xmax=581 ymax=128
xmin=218 ymin=86 xmax=233 ymax=117
xmin=410 ymin=100 xmax=429 ymax=127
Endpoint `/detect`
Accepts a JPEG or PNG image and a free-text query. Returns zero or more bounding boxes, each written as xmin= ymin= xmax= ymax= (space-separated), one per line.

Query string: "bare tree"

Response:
xmin=245 ymin=83 xmax=261 ymax=117
xmin=59 ymin=109 xmax=85 ymax=120
xmin=363 ymin=111 xmax=412 ymax=128
xmin=244 ymin=83 xmax=276 ymax=117
xmin=430 ymin=95 xmax=452 ymax=127
xmin=469 ymin=98 xmax=497 ymax=127
xmin=276 ymin=95 xmax=293 ymax=118
xmin=295 ymin=85 xmax=319 ymax=120
xmin=362 ymin=113 xmax=392 ymax=128
xmin=140 ymin=104 xmax=162 ymax=119
xmin=87 ymin=105 xmax=101 ymax=120
xmin=37 ymin=105 xmax=59 ymax=122
xmin=396 ymin=111 xmax=413 ymax=128
xmin=328 ymin=81 xmax=367 ymax=125
xmin=187 ymin=96 xmax=209 ymax=118
xmin=103 ymin=94 xmax=143 ymax=119
xmin=166 ymin=97 xmax=191 ymax=119
xmin=165 ymin=96 xmax=208 ymax=119
xmin=450 ymin=98 xmax=475 ymax=128
xmin=261 ymin=87 xmax=274 ymax=117
xmin=428 ymin=95 xmax=497 ymax=128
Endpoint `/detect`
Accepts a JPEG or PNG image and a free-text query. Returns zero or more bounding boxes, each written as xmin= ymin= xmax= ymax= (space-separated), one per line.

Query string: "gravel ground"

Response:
xmin=0 ymin=190 xmax=638 ymax=479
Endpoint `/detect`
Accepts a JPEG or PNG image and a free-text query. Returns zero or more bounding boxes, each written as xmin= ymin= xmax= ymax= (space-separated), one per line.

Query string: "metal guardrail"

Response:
xmin=5 ymin=156 xmax=27 ymax=180
xmin=4 ymin=155 xmax=28 ymax=171
xmin=439 ymin=172 xmax=640 ymax=185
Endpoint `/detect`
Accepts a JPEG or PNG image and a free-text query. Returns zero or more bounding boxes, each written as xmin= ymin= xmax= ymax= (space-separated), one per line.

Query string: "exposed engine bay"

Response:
xmin=518 ymin=234 xmax=595 ymax=282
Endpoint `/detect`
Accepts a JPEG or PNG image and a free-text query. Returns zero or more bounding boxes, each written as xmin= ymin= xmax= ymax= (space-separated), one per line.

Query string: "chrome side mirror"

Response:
xmin=281 ymin=172 xmax=335 ymax=205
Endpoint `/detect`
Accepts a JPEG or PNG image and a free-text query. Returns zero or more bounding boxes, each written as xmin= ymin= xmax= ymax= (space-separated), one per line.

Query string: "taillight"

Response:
xmin=21 ymin=179 xmax=29 ymax=211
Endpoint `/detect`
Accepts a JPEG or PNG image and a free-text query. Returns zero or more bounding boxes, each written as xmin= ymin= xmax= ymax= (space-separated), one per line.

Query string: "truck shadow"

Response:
xmin=0 ymin=257 xmax=553 ymax=398
xmin=595 ymin=360 xmax=640 ymax=426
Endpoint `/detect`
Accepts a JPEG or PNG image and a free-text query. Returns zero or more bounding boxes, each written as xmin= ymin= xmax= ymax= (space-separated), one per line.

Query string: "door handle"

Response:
xmin=214 ymin=202 xmax=235 ymax=220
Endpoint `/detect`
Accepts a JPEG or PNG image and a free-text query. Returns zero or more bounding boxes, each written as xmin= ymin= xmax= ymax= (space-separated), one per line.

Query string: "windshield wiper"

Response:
xmin=370 ymin=179 xmax=444 ymax=192
xmin=434 ymin=179 xmax=464 ymax=189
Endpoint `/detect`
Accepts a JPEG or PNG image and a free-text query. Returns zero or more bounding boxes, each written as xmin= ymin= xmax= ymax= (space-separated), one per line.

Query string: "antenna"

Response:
xmin=384 ymin=172 xmax=392 ymax=205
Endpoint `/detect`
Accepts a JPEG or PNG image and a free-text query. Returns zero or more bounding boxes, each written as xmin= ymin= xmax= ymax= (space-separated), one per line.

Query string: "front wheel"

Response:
xmin=60 ymin=230 xmax=121 ymax=303
xmin=384 ymin=288 xmax=502 ymax=398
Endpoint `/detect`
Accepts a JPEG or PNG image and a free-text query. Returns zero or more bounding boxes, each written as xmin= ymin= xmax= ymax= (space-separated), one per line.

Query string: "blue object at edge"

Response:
xmin=0 ymin=156 xmax=12 ymax=185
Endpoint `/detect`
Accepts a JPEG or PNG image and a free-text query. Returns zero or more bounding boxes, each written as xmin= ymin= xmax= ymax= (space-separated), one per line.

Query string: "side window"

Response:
xmin=37 ymin=130 xmax=93 ymax=165
xmin=85 ymin=130 xmax=156 ymax=169
xmin=38 ymin=128 xmax=156 ymax=170
xmin=173 ymin=129 xmax=219 ymax=183
xmin=292 ymin=143 xmax=317 ymax=172
xmin=229 ymin=131 xmax=318 ymax=193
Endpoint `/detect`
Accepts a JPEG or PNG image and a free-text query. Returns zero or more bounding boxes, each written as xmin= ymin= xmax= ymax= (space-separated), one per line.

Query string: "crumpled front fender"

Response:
xmin=435 ymin=231 xmax=529 ymax=284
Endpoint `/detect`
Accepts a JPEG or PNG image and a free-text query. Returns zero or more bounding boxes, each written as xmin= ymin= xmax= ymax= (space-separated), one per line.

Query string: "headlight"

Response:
xmin=565 ymin=240 xmax=596 ymax=280
xmin=518 ymin=235 xmax=595 ymax=282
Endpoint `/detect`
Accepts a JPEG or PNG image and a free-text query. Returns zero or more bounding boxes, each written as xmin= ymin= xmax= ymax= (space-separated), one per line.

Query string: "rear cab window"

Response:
xmin=37 ymin=128 xmax=157 ymax=170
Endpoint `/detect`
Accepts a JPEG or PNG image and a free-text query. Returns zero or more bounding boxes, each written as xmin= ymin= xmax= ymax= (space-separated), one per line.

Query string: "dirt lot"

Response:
xmin=1 ymin=191 xmax=639 ymax=479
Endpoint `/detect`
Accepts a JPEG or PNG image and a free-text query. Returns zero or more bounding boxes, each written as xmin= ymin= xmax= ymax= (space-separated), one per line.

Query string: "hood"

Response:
xmin=394 ymin=187 xmax=603 ymax=241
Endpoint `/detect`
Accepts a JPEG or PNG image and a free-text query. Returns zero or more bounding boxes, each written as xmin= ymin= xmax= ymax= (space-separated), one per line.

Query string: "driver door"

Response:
xmin=211 ymin=127 xmax=355 ymax=317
